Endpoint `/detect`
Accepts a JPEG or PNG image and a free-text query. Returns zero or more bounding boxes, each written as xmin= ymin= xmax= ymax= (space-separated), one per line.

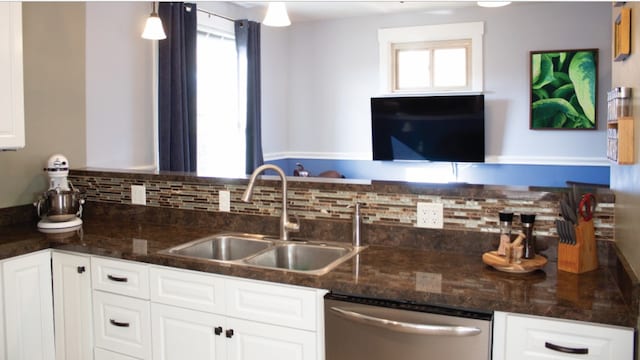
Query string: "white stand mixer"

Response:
xmin=34 ymin=154 xmax=84 ymax=233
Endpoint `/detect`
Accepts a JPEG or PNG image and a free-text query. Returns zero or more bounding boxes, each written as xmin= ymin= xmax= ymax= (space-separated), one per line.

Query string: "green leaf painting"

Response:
xmin=530 ymin=49 xmax=597 ymax=129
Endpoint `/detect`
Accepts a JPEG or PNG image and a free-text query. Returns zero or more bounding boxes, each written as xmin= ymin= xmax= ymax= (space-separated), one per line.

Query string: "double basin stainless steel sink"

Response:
xmin=160 ymin=233 xmax=364 ymax=276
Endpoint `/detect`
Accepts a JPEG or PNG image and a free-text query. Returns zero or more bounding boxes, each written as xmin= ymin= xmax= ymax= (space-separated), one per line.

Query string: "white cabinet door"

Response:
xmin=52 ymin=252 xmax=93 ymax=360
xmin=151 ymin=303 xmax=226 ymax=360
xmin=92 ymin=257 xmax=150 ymax=299
xmin=3 ymin=250 xmax=55 ymax=360
xmin=225 ymin=278 xmax=317 ymax=331
xmin=0 ymin=265 xmax=4 ymax=360
xmin=493 ymin=312 xmax=634 ymax=360
xmin=0 ymin=2 xmax=25 ymax=150
xmin=227 ymin=318 xmax=316 ymax=360
xmin=93 ymin=290 xmax=151 ymax=360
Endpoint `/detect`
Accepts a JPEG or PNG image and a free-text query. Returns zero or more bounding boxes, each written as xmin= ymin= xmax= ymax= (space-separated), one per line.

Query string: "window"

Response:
xmin=379 ymin=22 xmax=484 ymax=94
xmin=392 ymin=40 xmax=471 ymax=91
xmin=196 ymin=14 xmax=244 ymax=178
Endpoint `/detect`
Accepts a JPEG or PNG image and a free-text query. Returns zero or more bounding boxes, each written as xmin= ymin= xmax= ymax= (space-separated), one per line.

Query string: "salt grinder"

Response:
xmin=521 ymin=213 xmax=536 ymax=259
xmin=497 ymin=211 xmax=514 ymax=256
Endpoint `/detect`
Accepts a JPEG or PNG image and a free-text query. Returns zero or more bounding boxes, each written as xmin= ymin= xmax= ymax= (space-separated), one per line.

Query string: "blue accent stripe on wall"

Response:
xmin=266 ymin=159 xmax=610 ymax=188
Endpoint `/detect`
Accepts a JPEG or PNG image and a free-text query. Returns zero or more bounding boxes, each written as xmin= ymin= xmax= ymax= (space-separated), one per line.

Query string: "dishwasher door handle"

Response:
xmin=329 ymin=306 xmax=482 ymax=336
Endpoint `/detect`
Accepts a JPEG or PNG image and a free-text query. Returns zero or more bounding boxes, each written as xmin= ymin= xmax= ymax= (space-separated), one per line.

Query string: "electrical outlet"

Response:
xmin=131 ymin=184 xmax=146 ymax=205
xmin=416 ymin=202 xmax=443 ymax=229
xmin=219 ymin=190 xmax=230 ymax=212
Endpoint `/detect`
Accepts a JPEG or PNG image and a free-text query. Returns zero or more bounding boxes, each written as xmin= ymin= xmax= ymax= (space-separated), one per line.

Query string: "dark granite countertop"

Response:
xmin=0 ymin=219 xmax=634 ymax=329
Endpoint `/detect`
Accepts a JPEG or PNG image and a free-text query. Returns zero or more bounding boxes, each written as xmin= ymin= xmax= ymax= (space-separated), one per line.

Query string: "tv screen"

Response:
xmin=371 ymin=95 xmax=485 ymax=162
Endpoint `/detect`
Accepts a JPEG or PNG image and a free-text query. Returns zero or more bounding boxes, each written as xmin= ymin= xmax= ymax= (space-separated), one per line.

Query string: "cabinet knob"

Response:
xmin=77 ymin=266 xmax=86 ymax=274
xmin=214 ymin=326 xmax=223 ymax=336
xmin=225 ymin=329 xmax=234 ymax=338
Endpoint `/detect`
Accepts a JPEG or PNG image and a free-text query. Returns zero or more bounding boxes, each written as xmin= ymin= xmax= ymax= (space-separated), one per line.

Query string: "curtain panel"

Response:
xmin=158 ymin=2 xmax=197 ymax=172
xmin=235 ymin=20 xmax=264 ymax=174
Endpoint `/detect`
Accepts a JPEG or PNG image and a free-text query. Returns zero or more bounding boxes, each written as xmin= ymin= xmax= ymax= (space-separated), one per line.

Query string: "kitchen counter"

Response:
xmin=0 ymin=218 xmax=634 ymax=329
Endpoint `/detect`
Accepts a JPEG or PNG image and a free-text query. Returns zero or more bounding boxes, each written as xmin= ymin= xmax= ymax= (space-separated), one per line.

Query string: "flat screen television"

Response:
xmin=371 ymin=95 xmax=485 ymax=162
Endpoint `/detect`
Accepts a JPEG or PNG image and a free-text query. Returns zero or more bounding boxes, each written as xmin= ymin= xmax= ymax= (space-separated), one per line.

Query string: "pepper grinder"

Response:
xmin=521 ymin=213 xmax=536 ymax=259
xmin=497 ymin=211 xmax=514 ymax=256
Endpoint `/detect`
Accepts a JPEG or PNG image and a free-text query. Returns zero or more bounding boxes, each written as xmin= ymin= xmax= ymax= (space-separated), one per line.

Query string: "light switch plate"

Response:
xmin=131 ymin=184 xmax=146 ymax=205
xmin=416 ymin=202 xmax=444 ymax=229
xmin=219 ymin=190 xmax=230 ymax=212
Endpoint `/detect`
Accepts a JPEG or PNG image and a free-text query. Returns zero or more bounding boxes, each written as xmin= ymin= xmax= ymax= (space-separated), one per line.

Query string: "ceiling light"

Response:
xmin=477 ymin=1 xmax=511 ymax=8
xmin=142 ymin=2 xmax=166 ymax=40
xmin=263 ymin=2 xmax=291 ymax=27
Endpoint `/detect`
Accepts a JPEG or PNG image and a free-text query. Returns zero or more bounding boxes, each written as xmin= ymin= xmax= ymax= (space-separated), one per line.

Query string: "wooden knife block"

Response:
xmin=557 ymin=218 xmax=598 ymax=274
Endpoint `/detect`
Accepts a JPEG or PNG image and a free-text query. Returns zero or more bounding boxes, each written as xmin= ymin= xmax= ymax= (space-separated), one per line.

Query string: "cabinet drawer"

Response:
xmin=226 ymin=278 xmax=317 ymax=331
xmin=150 ymin=266 xmax=225 ymax=314
xmin=95 ymin=347 xmax=140 ymax=360
xmin=93 ymin=291 xmax=151 ymax=360
xmin=92 ymin=257 xmax=149 ymax=299
xmin=496 ymin=312 xmax=634 ymax=360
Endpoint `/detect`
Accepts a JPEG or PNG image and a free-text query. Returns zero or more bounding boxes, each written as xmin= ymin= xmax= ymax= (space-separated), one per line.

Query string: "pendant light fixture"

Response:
xmin=263 ymin=2 xmax=291 ymax=27
xmin=142 ymin=2 xmax=166 ymax=40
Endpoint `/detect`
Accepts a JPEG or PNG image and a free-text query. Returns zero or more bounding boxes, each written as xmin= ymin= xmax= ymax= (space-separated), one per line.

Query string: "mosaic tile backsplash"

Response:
xmin=69 ymin=171 xmax=615 ymax=242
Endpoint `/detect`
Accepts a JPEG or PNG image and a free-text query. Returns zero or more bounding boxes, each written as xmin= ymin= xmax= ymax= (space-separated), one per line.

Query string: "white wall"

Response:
xmin=261 ymin=2 xmax=612 ymax=165
xmin=85 ymin=2 xmax=155 ymax=170
xmin=611 ymin=3 xmax=640 ymax=277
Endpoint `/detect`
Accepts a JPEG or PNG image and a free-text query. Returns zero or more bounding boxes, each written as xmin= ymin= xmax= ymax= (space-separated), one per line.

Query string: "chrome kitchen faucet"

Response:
xmin=241 ymin=164 xmax=299 ymax=240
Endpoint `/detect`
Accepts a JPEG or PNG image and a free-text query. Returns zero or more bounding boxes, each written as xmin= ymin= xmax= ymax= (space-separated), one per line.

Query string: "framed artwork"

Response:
xmin=530 ymin=49 xmax=598 ymax=130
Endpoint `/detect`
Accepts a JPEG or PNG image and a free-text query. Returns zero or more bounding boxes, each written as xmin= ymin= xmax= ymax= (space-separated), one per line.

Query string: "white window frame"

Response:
xmin=378 ymin=22 xmax=484 ymax=94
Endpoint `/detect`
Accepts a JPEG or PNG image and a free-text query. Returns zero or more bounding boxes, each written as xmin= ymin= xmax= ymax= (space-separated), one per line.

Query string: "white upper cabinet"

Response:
xmin=0 ymin=2 xmax=25 ymax=150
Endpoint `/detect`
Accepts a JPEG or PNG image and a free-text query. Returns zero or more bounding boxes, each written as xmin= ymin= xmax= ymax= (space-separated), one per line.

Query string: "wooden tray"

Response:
xmin=482 ymin=251 xmax=547 ymax=274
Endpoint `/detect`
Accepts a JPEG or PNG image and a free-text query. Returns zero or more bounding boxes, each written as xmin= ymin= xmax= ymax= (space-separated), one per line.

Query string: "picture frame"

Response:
xmin=614 ymin=7 xmax=631 ymax=61
xmin=530 ymin=49 xmax=598 ymax=130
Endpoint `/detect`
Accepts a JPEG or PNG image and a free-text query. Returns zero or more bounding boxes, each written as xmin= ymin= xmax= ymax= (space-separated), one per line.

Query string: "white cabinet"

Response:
xmin=0 ymin=2 xmax=25 ymax=150
xmin=2 ymin=250 xmax=55 ymax=360
xmin=52 ymin=251 xmax=93 ymax=360
xmin=93 ymin=291 xmax=151 ymax=360
xmin=227 ymin=317 xmax=316 ymax=360
xmin=149 ymin=266 xmax=325 ymax=360
xmin=151 ymin=303 xmax=226 ymax=360
xmin=91 ymin=256 xmax=151 ymax=360
xmin=92 ymin=256 xmax=150 ymax=299
xmin=492 ymin=311 xmax=635 ymax=360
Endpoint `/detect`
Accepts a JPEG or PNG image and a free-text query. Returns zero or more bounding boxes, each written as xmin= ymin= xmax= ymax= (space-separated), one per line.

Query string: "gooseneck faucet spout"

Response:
xmin=242 ymin=164 xmax=299 ymax=240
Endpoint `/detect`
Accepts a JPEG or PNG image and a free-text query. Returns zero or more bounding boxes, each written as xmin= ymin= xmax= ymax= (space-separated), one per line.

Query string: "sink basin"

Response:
xmin=160 ymin=233 xmax=364 ymax=275
xmin=243 ymin=243 xmax=359 ymax=275
xmin=163 ymin=234 xmax=273 ymax=262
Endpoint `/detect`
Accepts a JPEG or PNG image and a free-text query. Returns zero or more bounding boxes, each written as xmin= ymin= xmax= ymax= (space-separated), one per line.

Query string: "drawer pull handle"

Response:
xmin=107 ymin=274 xmax=128 ymax=283
xmin=214 ymin=326 xmax=223 ymax=336
xmin=77 ymin=266 xmax=86 ymax=274
xmin=225 ymin=329 xmax=234 ymax=338
xmin=109 ymin=319 xmax=130 ymax=328
xmin=330 ymin=306 xmax=481 ymax=336
xmin=545 ymin=342 xmax=588 ymax=355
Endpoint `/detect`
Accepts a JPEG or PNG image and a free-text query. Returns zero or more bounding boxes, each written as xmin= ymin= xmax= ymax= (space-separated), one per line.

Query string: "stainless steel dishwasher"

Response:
xmin=324 ymin=293 xmax=492 ymax=360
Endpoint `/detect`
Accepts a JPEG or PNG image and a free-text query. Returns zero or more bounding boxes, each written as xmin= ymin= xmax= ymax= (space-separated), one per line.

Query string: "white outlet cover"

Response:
xmin=416 ymin=202 xmax=444 ymax=229
xmin=131 ymin=184 xmax=146 ymax=205
xmin=219 ymin=190 xmax=230 ymax=212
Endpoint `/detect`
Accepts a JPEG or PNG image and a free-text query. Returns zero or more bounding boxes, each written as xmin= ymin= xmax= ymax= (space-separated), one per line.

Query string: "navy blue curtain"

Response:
xmin=158 ymin=3 xmax=197 ymax=172
xmin=235 ymin=20 xmax=264 ymax=174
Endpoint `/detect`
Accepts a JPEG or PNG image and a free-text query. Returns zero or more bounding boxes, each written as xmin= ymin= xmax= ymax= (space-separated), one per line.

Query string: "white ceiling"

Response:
xmin=236 ymin=1 xmax=478 ymax=23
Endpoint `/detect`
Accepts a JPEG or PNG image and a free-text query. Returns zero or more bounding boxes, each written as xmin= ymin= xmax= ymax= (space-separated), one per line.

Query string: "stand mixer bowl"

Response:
xmin=36 ymin=189 xmax=84 ymax=222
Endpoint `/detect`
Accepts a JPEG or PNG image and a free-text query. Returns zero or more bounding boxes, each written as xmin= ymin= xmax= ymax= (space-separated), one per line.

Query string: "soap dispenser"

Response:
xmin=352 ymin=203 xmax=362 ymax=247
